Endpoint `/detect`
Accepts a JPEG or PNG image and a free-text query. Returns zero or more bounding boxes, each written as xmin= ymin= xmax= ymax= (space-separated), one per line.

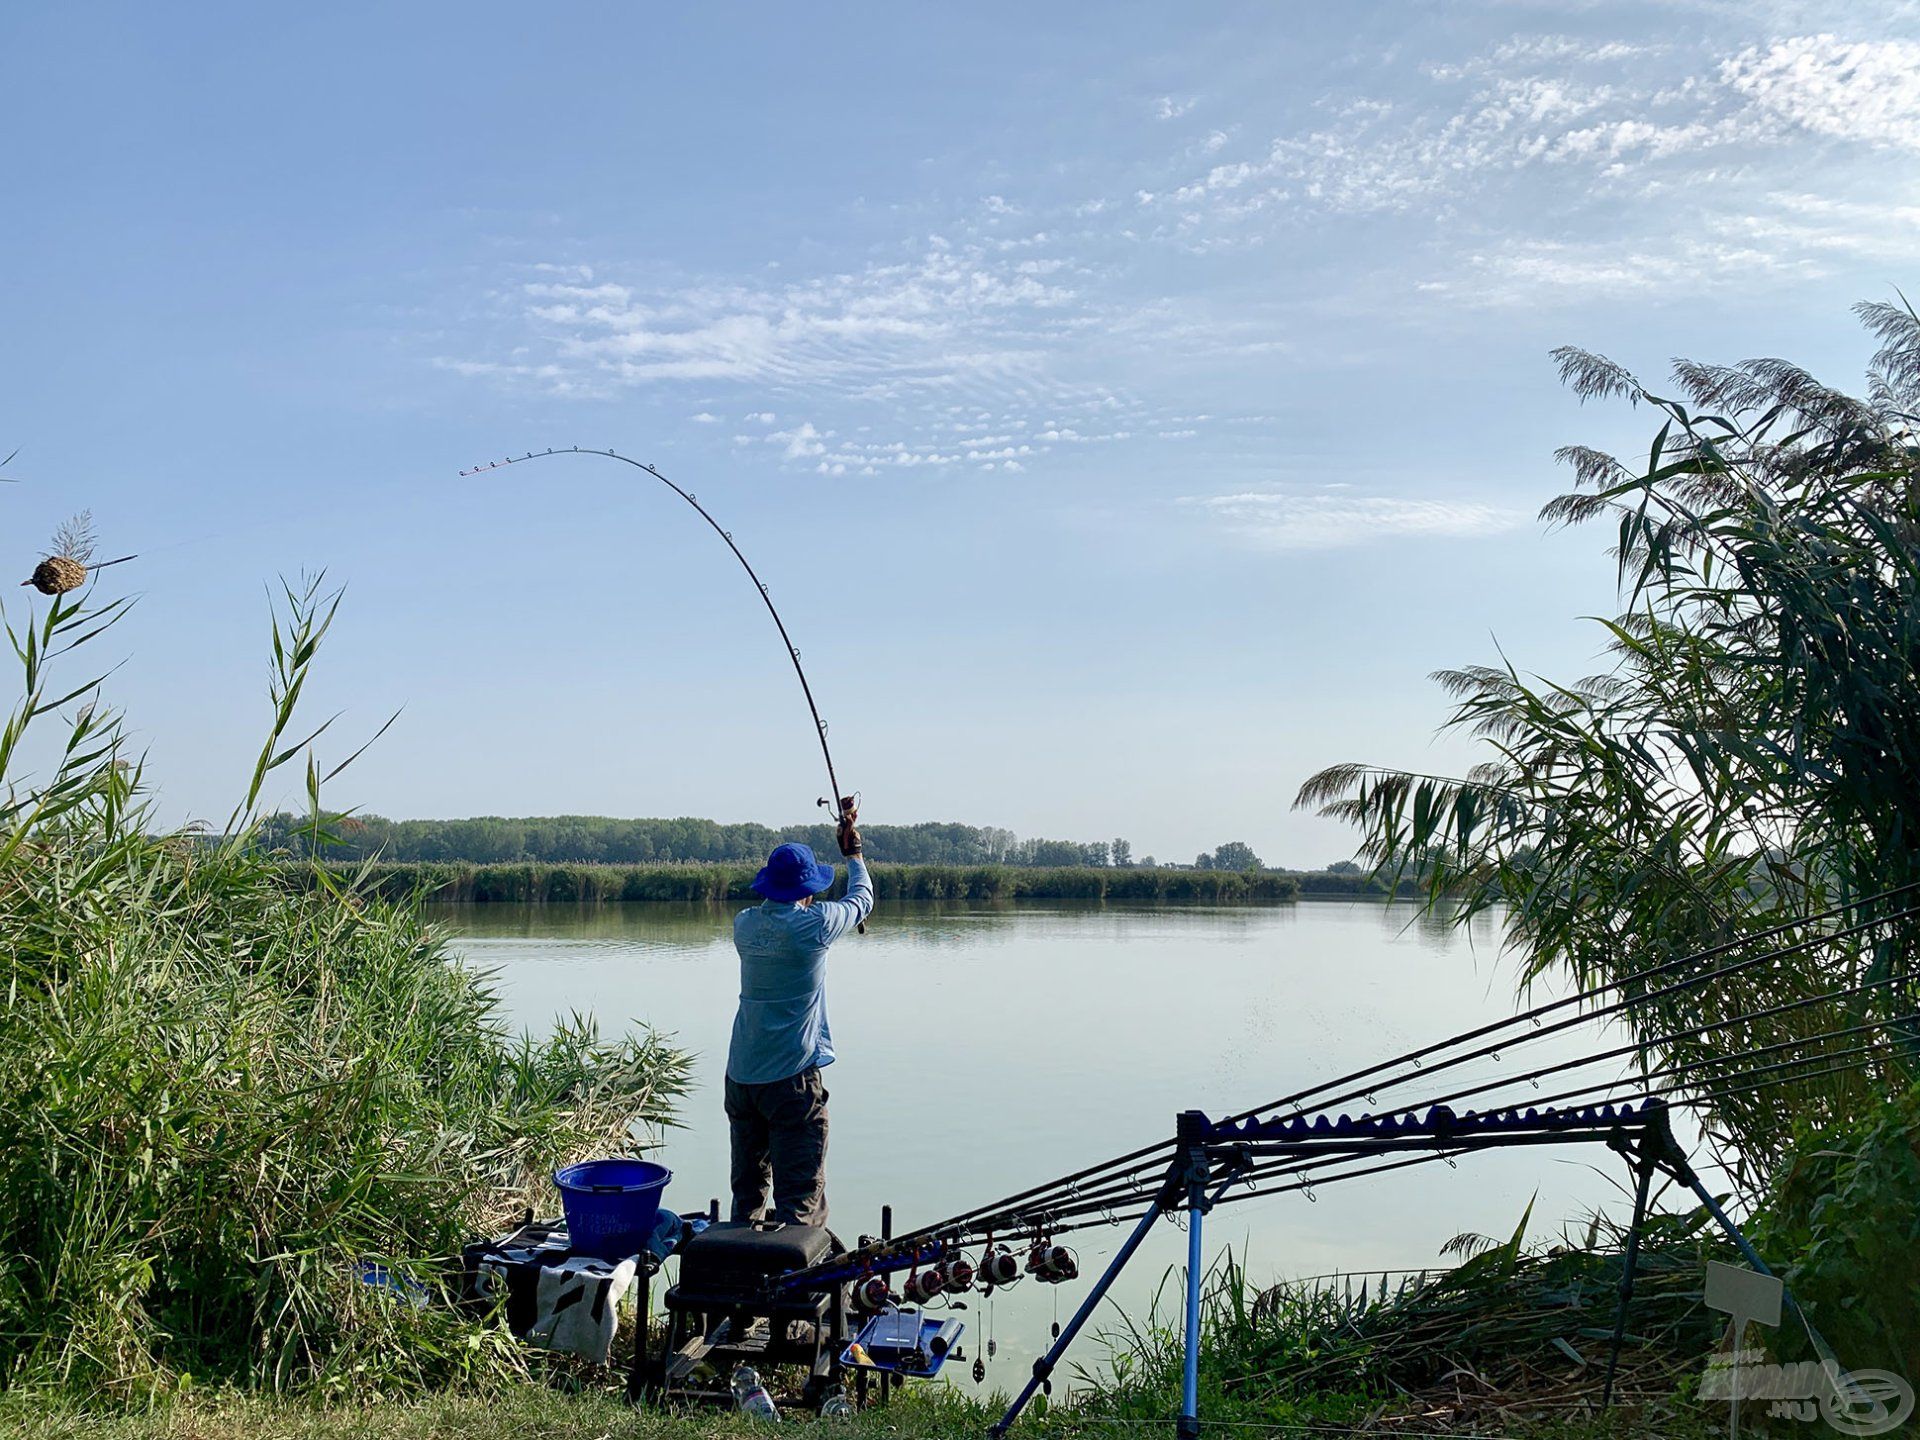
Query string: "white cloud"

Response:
xmin=689 ymin=411 xmax=719 ymax=423
xmin=770 ymin=421 xmax=829 ymax=460
xmin=1155 ymin=95 xmax=1197 ymax=121
xmin=1723 ymin=35 xmax=1920 ymax=151
xmin=1184 ymin=492 xmax=1525 ymax=550
xmin=1418 ymin=227 xmax=1833 ymax=304
xmin=466 ymin=241 xmax=1081 ymax=402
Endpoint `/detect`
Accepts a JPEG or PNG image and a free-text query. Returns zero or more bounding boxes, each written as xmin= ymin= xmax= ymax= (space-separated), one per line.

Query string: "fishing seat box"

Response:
xmin=672 ymin=1220 xmax=840 ymax=1306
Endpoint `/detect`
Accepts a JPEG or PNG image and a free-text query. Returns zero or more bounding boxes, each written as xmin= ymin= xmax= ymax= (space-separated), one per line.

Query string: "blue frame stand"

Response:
xmin=987 ymin=1099 xmax=1825 ymax=1438
xmin=991 ymin=1113 xmax=1216 ymax=1439
xmin=1177 ymin=1111 xmax=1210 ymax=1440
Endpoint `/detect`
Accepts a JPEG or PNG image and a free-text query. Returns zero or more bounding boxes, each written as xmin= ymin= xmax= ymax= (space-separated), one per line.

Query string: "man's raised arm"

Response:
xmin=814 ymin=809 xmax=874 ymax=943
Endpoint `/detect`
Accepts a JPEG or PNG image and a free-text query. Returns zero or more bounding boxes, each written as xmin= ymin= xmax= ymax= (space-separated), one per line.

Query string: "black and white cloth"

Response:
xmin=469 ymin=1223 xmax=639 ymax=1365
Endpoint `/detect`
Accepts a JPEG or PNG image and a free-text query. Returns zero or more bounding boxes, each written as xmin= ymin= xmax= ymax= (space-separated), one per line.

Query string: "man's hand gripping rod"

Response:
xmin=826 ymin=794 xmax=865 ymax=933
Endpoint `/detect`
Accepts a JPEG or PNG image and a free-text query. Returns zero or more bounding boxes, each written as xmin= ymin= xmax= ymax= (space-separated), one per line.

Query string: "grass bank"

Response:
xmin=353 ymin=862 xmax=1303 ymax=905
xmin=0 ymin=1378 xmax=1709 ymax=1440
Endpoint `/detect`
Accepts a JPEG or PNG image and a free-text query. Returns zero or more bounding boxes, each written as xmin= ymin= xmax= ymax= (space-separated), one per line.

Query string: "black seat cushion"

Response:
xmin=677 ymin=1220 xmax=840 ymax=1300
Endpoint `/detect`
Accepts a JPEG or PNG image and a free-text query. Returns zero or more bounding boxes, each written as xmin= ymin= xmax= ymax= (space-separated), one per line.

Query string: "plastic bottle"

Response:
xmin=819 ymin=1383 xmax=854 ymax=1420
xmin=731 ymin=1365 xmax=780 ymax=1422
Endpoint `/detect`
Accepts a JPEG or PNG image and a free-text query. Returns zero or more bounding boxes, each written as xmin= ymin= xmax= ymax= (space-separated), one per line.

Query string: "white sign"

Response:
xmin=1705 ymin=1260 xmax=1784 ymax=1331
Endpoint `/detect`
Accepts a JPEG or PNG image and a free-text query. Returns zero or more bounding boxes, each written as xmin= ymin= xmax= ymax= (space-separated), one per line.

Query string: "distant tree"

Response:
xmin=269 ymin=813 xmax=1159 ymax=870
xmin=1139 ymin=855 xmax=1156 ymax=868
xmin=1193 ymin=852 xmax=1213 ymax=870
xmin=1211 ymin=841 xmax=1263 ymax=872
xmin=1111 ymin=838 xmax=1133 ymax=867
xmin=1325 ymin=859 xmax=1362 ymax=875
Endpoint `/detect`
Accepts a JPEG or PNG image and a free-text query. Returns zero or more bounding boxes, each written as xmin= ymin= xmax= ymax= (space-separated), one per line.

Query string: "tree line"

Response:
xmin=257 ymin=812 xmax=1217 ymax=869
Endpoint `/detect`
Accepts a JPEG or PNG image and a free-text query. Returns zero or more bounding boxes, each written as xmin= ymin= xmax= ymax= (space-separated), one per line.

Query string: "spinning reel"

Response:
xmin=901 ymin=1267 xmax=946 ymax=1305
xmin=1026 ymin=1241 xmax=1078 ymax=1284
xmin=977 ymin=1243 xmax=1021 ymax=1289
xmin=943 ymin=1252 xmax=976 ymax=1293
xmin=853 ymin=1274 xmax=894 ymax=1313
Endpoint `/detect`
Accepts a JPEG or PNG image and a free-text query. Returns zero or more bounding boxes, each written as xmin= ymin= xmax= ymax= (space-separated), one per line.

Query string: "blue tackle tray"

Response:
xmin=841 ymin=1309 xmax=965 ymax=1378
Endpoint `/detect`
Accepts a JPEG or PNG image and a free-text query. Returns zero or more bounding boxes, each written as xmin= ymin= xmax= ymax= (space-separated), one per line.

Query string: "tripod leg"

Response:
xmin=990 ymin=1177 xmax=1172 ymax=1438
xmin=1177 ymin=1177 xmax=1205 ymax=1439
xmin=1602 ymin=1151 xmax=1657 ymax=1409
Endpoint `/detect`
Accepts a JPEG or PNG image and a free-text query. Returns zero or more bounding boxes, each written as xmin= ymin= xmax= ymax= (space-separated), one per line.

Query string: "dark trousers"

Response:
xmin=724 ymin=1066 xmax=829 ymax=1227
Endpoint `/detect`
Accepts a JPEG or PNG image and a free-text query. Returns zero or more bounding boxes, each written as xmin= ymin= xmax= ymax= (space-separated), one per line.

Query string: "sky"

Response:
xmin=2 ymin=1 xmax=1917 ymax=866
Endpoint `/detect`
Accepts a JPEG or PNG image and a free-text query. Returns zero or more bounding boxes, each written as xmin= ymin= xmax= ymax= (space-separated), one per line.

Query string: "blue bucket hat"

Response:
xmin=753 ymin=842 xmax=837 ymax=902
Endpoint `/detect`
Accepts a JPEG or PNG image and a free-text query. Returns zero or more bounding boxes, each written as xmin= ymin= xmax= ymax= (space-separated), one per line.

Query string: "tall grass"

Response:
xmin=0 ymin=575 xmax=692 ymax=1401
xmin=1085 ymin=1213 xmax=1729 ymax=1434
xmin=350 ymin=862 xmax=1303 ymax=905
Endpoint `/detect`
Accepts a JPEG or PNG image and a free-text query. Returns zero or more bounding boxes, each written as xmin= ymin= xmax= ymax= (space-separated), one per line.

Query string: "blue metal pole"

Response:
xmin=1675 ymin=1167 xmax=1840 ymax=1369
xmin=1178 ymin=1178 xmax=1204 ymax=1440
xmin=989 ymin=1171 xmax=1174 ymax=1438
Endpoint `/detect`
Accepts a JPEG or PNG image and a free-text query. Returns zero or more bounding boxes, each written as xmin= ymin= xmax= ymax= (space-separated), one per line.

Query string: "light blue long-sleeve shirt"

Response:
xmin=726 ymin=857 xmax=874 ymax=1085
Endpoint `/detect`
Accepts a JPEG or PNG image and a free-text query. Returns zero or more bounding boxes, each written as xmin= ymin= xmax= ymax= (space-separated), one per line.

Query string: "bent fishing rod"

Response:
xmin=460 ymin=448 xmax=863 ymax=920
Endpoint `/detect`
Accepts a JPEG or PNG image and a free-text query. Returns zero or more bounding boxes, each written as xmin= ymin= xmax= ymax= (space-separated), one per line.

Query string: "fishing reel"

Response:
xmin=977 ymin=1244 xmax=1021 ymax=1289
xmin=853 ymin=1274 xmax=894 ymax=1313
xmin=1026 ymin=1242 xmax=1078 ymax=1284
xmin=942 ymin=1253 xmax=976 ymax=1294
xmin=901 ymin=1267 xmax=946 ymax=1305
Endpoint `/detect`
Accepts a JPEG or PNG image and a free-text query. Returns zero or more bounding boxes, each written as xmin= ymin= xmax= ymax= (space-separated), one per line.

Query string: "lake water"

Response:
xmin=441 ymin=898 xmax=1632 ymax=1393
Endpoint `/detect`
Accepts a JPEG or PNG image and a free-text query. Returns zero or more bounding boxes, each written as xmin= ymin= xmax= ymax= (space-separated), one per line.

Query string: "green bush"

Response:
xmin=1755 ymin=1084 xmax=1920 ymax=1380
xmin=0 ymin=578 xmax=692 ymax=1400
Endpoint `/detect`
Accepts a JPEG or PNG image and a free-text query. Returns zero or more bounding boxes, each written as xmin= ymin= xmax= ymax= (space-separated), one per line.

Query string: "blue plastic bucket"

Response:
xmin=553 ymin=1158 xmax=672 ymax=1260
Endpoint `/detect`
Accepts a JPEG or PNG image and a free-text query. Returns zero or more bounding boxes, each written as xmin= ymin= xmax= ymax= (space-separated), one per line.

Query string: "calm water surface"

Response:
xmin=441 ymin=899 xmax=1626 ymax=1391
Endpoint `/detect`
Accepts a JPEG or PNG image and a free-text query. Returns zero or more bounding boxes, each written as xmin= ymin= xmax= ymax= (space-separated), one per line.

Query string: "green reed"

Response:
xmin=349 ymin=861 xmax=1303 ymax=905
xmin=0 ymin=575 xmax=692 ymax=1402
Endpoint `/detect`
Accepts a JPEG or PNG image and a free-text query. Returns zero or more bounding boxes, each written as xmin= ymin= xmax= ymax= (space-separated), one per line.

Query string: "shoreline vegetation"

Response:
xmin=342 ymin=860 xmax=1386 ymax=905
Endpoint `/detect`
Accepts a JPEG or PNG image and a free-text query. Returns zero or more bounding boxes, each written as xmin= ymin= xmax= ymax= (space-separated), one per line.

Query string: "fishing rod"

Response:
xmin=460 ymin=448 xmax=865 ymax=921
xmin=889 ymin=896 xmax=1920 ymax=1248
xmin=1216 ymin=898 xmax=1920 ymax=1132
xmin=1033 ymin=1019 xmax=1918 ymax=1235
xmin=975 ymin=992 xmax=1920 ymax=1240
xmin=1218 ymin=881 xmax=1920 ymax=1129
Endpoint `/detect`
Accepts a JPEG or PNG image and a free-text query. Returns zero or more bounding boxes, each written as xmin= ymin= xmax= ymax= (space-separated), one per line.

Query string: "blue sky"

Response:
xmin=3 ymin=1 xmax=1917 ymax=865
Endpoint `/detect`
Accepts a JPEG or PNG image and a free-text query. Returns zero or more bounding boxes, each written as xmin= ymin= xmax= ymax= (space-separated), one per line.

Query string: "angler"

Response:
xmin=462 ymin=448 xmax=872 ymax=1228
xmin=724 ymin=802 xmax=873 ymax=1226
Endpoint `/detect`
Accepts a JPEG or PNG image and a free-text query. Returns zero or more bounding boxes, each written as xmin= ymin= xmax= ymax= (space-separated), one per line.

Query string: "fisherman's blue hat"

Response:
xmin=753 ymin=842 xmax=837 ymax=902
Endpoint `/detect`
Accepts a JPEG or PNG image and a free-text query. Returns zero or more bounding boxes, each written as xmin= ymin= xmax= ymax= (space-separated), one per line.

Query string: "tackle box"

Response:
xmin=842 ymin=1308 xmax=965 ymax=1378
xmin=674 ymin=1219 xmax=838 ymax=1302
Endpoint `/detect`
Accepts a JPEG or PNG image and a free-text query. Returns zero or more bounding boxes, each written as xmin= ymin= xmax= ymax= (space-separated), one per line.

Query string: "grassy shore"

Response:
xmin=1 ymin=1382 xmax=1714 ymax=1440
xmin=353 ymin=861 xmax=1305 ymax=904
